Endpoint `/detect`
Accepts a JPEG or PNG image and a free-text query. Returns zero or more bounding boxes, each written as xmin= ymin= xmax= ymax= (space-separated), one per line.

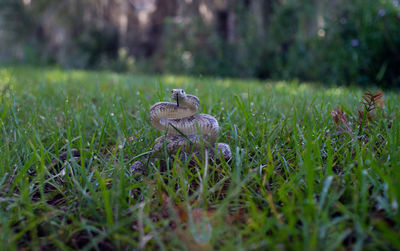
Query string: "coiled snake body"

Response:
xmin=131 ymin=89 xmax=231 ymax=171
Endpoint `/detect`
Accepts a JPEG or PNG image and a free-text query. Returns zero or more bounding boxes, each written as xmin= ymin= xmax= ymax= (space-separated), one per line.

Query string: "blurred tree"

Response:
xmin=0 ymin=0 xmax=398 ymax=87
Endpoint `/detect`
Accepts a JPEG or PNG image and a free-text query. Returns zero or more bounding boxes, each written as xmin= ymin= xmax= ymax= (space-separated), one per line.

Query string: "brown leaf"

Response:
xmin=173 ymin=203 xmax=216 ymax=224
xmin=330 ymin=107 xmax=353 ymax=136
xmin=358 ymin=90 xmax=384 ymax=123
xmin=374 ymin=91 xmax=385 ymax=108
xmin=361 ymin=90 xmax=384 ymax=112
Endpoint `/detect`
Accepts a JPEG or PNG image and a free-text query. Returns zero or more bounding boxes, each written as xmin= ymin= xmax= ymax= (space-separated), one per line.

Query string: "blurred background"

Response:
xmin=0 ymin=0 xmax=399 ymax=87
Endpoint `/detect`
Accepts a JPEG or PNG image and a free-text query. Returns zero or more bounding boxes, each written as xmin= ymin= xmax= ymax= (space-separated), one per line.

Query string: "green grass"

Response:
xmin=0 ymin=66 xmax=399 ymax=250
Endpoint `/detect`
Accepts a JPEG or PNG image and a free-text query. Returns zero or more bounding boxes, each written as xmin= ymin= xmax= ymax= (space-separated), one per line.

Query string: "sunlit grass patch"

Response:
xmin=0 ymin=66 xmax=399 ymax=250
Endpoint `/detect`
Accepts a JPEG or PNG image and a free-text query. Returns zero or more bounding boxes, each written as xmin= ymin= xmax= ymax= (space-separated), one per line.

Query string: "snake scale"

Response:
xmin=131 ymin=89 xmax=231 ymax=171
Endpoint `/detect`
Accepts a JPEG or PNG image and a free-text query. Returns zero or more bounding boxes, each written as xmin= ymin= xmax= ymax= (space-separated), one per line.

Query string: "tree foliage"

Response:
xmin=1 ymin=0 xmax=399 ymax=87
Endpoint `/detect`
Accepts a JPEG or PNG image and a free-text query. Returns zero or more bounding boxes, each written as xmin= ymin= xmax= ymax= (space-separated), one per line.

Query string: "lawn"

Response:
xmin=0 ymin=67 xmax=399 ymax=250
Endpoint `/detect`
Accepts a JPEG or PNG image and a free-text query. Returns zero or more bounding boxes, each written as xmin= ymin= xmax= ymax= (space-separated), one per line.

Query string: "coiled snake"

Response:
xmin=131 ymin=89 xmax=231 ymax=171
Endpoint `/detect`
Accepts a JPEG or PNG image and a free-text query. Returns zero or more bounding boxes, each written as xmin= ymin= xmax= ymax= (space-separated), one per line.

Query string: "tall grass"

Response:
xmin=0 ymin=67 xmax=399 ymax=250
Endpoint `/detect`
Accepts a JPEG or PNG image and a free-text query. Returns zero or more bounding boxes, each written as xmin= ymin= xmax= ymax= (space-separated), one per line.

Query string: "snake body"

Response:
xmin=131 ymin=89 xmax=231 ymax=171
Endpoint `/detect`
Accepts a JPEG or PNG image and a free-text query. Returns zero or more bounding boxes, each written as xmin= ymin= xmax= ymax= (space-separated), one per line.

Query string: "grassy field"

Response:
xmin=0 ymin=67 xmax=399 ymax=250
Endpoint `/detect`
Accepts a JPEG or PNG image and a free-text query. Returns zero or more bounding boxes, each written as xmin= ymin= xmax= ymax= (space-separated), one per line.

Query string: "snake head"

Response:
xmin=171 ymin=89 xmax=186 ymax=106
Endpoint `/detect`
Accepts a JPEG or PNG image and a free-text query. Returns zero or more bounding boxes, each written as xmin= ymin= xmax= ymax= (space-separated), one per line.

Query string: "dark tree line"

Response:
xmin=1 ymin=0 xmax=399 ymax=87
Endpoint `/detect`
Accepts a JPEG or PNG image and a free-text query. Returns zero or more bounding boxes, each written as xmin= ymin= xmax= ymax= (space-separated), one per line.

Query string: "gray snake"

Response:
xmin=131 ymin=89 xmax=231 ymax=171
